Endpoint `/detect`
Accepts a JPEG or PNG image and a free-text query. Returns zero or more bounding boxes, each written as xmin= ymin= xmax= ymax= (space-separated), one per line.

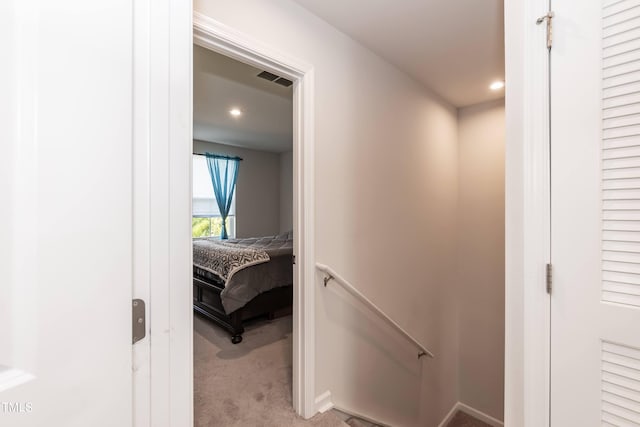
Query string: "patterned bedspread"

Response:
xmin=193 ymin=232 xmax=294 ymax=313
xmin=192 ymin=240 xmax=270 ymax=284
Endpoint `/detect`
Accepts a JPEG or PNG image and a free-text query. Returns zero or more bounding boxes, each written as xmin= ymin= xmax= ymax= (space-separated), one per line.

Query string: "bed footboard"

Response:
xmin=193 ymin=273 xmax=292 ymax=344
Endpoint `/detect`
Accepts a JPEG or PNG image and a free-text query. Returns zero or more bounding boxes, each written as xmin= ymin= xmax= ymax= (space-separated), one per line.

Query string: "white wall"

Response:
xmin=280 ymin=151 xmax=293 ymax=233
xmin=193 ymin=140 xmax=282 ymax=238
xmin=194 ymin=1 xmax=459 ymax=426
xmin=0 ymin=0 xmax=15 ymax=370
xmin=457 ymin=99 xmax=505 ymax=421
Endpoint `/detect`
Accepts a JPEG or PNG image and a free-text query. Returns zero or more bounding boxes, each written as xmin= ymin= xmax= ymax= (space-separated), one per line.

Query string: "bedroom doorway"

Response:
xmin=191 ymin=26 xmax=312 ymax=424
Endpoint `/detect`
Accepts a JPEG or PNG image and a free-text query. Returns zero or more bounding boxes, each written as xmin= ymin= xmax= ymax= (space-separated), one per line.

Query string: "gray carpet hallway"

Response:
xmin=194 ymin=314 xmax=490 ymax=427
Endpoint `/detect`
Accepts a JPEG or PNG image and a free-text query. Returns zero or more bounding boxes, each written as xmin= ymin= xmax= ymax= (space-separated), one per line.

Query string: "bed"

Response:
xmin=192 ymin=231 xmax=293 ymax=343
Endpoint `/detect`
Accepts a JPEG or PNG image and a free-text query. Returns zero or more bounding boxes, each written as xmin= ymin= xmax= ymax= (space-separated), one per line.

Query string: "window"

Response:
xmin=192 ymin=154 xmax=236 ymax=238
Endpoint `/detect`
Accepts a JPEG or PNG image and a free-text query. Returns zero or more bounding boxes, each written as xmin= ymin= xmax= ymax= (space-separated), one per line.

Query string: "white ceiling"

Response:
xmin=292 ymin=0 xmax=505 ymax=107
xmin=193 ymin=45 xmax=293 ymax=153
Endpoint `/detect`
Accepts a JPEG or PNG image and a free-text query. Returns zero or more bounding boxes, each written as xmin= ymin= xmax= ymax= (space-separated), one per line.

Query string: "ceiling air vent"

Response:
xmin=257 ymin=71 xmax=293 ymax=88
xmin=257 ymin=70 xmax=279 ymax=82
xmin=274 ymin=77 xmax=293 ymax=88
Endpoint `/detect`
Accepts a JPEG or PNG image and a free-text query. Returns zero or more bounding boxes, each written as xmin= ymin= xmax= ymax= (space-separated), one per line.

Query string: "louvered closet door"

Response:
xmin=551 ymin=0 xmax=640 ymax=425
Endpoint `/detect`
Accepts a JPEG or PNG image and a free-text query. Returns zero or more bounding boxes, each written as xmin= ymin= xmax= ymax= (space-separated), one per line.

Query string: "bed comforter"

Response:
xmin=193 ymin=231 xmax=293 ymax=313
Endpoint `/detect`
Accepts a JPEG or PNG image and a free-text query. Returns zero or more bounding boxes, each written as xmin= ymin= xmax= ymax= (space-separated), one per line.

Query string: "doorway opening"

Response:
xmin=192 ymin=44 xmax=296 ymax=424
xmin=191 ymin=16 xmax=317 ymax=422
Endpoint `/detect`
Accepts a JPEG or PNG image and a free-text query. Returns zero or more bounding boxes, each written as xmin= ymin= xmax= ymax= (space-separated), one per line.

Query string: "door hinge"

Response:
xmin=546 ymin=263 xmax=553 ymax=294
xmin=536 ymin=11 xmax=555 ymax=49
xmin=132 ymin=299 xmax=146 ymax=344
xmin=292 ymin=254 xmax=296 ymax=265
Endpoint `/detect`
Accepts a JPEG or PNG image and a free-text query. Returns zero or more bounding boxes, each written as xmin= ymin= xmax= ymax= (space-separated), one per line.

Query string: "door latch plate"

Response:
xmin=132 ymin=299 xmax=146 ymax=344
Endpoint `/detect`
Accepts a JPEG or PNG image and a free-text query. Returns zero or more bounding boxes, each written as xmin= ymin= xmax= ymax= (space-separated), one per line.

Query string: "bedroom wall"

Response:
xmin=279 ymin=151 xmax=293 ymax=233
xmin=457 ymin=99 xmax=505 ymax=421
xmin=193 ymin=140 xmax=281 ymax=238
xmin=194 ymin=1 xmax=459 ymax=426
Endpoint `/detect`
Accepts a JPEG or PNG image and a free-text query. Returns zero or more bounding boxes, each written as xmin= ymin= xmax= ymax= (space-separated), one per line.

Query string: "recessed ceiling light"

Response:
xmin=490 ymin=81 xmax=505 ymax=91
xmin=229 ymin=108 xmax=242 ymax=117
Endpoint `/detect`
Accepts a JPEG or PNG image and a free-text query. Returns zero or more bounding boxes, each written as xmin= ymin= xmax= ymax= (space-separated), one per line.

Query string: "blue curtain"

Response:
xmin=205 ymin=153 xmax=240 ymax=239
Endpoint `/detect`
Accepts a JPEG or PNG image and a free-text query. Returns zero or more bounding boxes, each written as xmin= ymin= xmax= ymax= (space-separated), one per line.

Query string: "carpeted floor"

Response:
xmin=446 ymin=411 xmax=493 ymax=427
xmin=341 ymin=410 xmax=490 ymax=427
xmin=194 ymin=313 xmax=492 ymax=427
xmin=194 ymin=314 xmax=347 ymax=427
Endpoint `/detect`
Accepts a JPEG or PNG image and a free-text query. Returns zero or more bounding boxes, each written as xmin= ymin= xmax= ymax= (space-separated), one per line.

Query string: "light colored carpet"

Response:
xmin=446 ymin=411 xmax=493 ymax=427
xmin=195 ymin=314 xmax=493 ymax=427
xmin=194 ymin=314 xmax=348 ymax=427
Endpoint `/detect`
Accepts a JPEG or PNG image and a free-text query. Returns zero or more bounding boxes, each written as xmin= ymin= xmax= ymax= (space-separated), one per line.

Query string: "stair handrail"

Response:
xmin=316 ymin=263 xmax=434 ymax=359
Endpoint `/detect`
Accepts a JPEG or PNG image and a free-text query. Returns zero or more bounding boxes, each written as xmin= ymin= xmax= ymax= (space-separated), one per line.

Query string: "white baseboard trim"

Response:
xmin=437 ymin=402 xmax=462 ymax=427
xmin=315 ymin=390 xmax=334 ymax=413
xmin=457 ymin=402 xmax=504 ymax=427
xmin=438 ymin=402 xmax=504 ymax=427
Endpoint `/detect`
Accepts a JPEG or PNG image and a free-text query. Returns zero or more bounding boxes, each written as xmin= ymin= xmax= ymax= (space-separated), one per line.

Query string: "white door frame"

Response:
xmin=504 ymin=0 xmax=552 ymax=426
xmin=140 ymin=7 xmax=315 ymax=425
xmin=191 ymin=13 xmax=317 ymax=419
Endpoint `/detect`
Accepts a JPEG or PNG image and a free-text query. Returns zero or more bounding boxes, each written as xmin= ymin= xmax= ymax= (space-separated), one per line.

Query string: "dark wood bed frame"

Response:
xmin=193 ymin=268 xmax=293 ymax=344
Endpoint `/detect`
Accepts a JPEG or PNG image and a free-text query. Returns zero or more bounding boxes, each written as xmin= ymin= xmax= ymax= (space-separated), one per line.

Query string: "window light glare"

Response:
xmin=229 ymin=108 xmax=242 ymax=117
xmin=489 ymin=81 xmax=505 ymax=91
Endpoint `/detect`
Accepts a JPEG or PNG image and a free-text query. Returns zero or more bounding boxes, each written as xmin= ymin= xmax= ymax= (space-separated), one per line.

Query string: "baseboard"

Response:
xmin=437 ymin=403 xmax=461 ymax=427
xmin=332 ymin=405 xmax=393 ymax=427
xmin=457 ymin=402 xmax=503 ymax=427
xmin=315 ymin=390 xmax=334 ymax=413
xmin=322 ymin=396 xmax=503 ymax=427
xmin=438 ymin=402 xmax=504 ymax=427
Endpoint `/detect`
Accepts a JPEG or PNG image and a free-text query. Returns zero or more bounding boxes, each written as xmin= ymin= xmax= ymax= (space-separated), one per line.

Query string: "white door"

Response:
xmin=551 ymin=0 xmax=640 ymax=425
xmin=0 ymin=1 xmax=134 ymax=426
